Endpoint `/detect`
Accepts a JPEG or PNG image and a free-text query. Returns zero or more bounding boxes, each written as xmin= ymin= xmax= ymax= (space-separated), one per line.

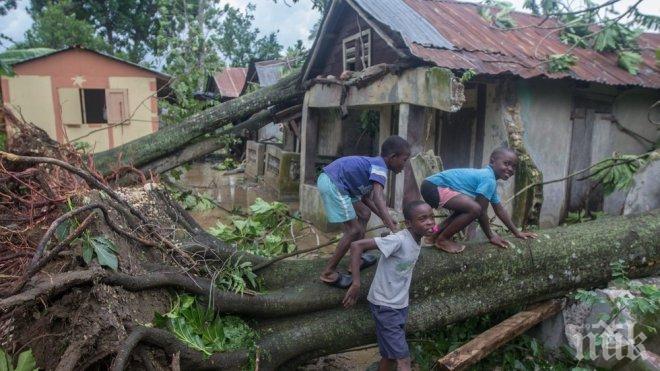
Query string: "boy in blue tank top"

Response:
xmin=317 ymin=135 xmax=411 ymax=288
xmin=420 ymin=147 xmax=537 ymax=253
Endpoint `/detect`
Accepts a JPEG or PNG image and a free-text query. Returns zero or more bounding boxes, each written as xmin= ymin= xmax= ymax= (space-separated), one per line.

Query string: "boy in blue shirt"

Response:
xmin=342 ymin=200 xmax=436 ymax=371
xmin=421 ymin=147 xmax=537 ymax=253
xmin=317 ymin=135 xmax=411 ymax=288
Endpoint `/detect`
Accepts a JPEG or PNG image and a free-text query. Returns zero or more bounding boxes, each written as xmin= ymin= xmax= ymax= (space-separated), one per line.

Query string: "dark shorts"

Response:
xmin=369 ymin=303 xmax=410 ymax=359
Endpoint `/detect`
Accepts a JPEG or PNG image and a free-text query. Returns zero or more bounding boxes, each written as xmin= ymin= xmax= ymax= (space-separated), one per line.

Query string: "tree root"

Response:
xmin=111 ymin=326 xmax=248 ymax=371
xmin=2 ymin=269 xmax=343 ymax=317
xmin=54 ymin=323 xmax=101 ymax=371
xmin=0 ymin=152 xmax=182 ymax=254
xmin=0 ymin=270 xmax=101 ymax=311
xmin=11 ymin=211 xmax=97 ymax=295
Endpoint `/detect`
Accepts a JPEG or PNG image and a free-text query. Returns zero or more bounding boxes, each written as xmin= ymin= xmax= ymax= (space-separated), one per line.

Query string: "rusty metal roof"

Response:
xmin=352 ymin=0 xmax=660 ymax=88
xmin=352 ymin=0 xmax=453 ymax=50
xmin=212 ymin=67 xmax=248 ymax=98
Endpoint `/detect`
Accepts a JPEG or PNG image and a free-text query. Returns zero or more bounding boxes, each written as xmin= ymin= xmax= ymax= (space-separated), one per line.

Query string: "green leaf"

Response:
xmin=547 ymin=53 xmax=578 ymax=72
xmin=14 ymin=350 xmax=36 ymax=371
xmin=81 ymin=239 xmax=94 ymax=265
xmin=618 ymin=51 xmax=642 ymax=75
xmin=91 ymin=236 xmax=118 ymax=270
xmin=0 ymin=348 xmax=13 ymax=371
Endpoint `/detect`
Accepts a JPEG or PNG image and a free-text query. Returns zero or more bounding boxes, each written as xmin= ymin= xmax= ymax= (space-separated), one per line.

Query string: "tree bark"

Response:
xmin=237 ymin=211 xmax=659 ymax=369
xmin=92 ymin=71 xmax=304 ymax=175
xmin=102 ymin=210 xmax=658 ymax=370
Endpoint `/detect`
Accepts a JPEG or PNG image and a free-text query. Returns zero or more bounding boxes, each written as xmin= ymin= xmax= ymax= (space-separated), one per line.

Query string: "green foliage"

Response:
xmin=618 ymin=51 xmax=643 ymax=75
xmin=587 ymin=153 xmax=647 ymax=195
xmin=208 ymin=198 xmax=298 ymax=258
xmin=0 ymin=347 xmax=38 ymax=371
xmin=460 ymin=68 xmax=477 ymax=83
xmin=154 ymin=294 xmax=257 ymax=357
xmin=81 ymin=235 xmax=118 ymax=270
xmin=214 ymin=158 xmax=238 ymax=171
xmin=72 ymin=140 xmax=91 ymax=154
xmin=156 ymin=1 xmax=282 ymax=125
xmin=28 ymin=0 xmax=159 ymax=63
xmin=0 ymin=48 xmax=55 ymax=76
xmin=215 ymin=258 xmax=260 ymax=294
xmin=171 ymin=190 xmax=215 ymax=212
xmin=17 ymin=0 xmax=110 ymax=52
xmin=563 ymin=209 xmax=604 ymax=225
xmin=573 ymin=260 xmax=660 ymax=346
xmin=0 ymin=131 xmax=6 ymax=151
xmin=479 ymin=0 xmax=516 ymax=28
xmin=499 ymin=0 xmax=654 ymax=75
xmin=547 ymin=53 xmax=578 ymax=72
xmin=56 ymin=217 xmax=119 ymax=270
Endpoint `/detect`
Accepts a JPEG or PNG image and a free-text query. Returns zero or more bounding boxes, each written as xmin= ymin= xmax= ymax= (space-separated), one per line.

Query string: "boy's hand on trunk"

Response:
xmin=489 ymin=234 xmax=510 ymax=248
xmin=514 ymin=231 xmax=537 ymax=239
xmin=342 ymin=283 xmax=361 ymax=308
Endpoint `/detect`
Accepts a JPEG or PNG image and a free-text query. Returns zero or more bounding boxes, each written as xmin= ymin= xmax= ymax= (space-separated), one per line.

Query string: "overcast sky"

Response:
xmin=1 ymin=0 xmax=657 ymax=54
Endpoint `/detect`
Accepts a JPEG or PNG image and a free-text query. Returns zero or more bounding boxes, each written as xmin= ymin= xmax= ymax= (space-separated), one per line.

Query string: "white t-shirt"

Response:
xmin=367 ymin=229 xmax=421 ymax=309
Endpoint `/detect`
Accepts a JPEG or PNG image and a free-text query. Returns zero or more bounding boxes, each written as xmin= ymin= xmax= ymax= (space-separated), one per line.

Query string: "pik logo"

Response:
xmin=571 ymin=320 xmax=648 ymax=361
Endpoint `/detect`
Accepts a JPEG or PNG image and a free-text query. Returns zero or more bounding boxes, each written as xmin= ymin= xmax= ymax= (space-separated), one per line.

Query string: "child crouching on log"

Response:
xmin=420 ymin=147 xmax=537 ymax=253
xmin=343 ymin=201 xmax=435 ymax=371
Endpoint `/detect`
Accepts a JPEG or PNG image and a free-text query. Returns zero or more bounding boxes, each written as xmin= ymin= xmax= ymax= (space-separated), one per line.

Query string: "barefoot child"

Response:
xmin=342 ymin=201 xmax=435 ymax=371
xmin=420 ymin=147 xmax=537 ymax=253
xmin=317 ymin=135 xmax=411 ymax=288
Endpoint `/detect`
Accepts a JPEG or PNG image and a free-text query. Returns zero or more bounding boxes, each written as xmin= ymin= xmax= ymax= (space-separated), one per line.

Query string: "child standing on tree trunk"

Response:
xmin=342 ymin=200 xmax=435 ymax=371
xmin=317 ymin=135 xmax=411 ymax=289
xmin=420 ymin=147 xmax=537 ymax=253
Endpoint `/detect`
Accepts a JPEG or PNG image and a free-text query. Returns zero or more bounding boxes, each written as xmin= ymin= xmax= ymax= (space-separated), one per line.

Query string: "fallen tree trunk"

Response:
xmin=2 ymin=150 xmax=658 ymax=370
xmin=92 ymin=71 xmax=304 ymax=175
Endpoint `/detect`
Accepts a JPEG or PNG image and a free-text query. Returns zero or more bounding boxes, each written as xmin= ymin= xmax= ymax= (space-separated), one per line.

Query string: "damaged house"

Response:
xmin=295 ymin=0 xmax=659 ymax=231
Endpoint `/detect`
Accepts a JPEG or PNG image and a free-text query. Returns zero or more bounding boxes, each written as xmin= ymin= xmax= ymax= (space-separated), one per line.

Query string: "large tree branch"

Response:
xmin=93 ymin=71 xmax=304 ymax=175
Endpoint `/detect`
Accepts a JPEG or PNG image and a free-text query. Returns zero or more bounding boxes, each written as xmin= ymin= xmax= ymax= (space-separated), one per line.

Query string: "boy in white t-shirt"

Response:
xmin=343 ymin=201 xmax=435 ymax=371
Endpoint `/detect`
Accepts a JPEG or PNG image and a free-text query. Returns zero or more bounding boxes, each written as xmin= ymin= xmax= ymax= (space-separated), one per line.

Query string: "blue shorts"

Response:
xmin=317 ymin=172 xmax=359 ymax=223
xmin=369 ymin=303 xmax=410 ymax=359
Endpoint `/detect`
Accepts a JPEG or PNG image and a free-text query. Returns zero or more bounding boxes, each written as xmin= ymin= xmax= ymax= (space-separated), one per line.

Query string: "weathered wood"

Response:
xmin=437 ymin=300 xmax=563 ymax=371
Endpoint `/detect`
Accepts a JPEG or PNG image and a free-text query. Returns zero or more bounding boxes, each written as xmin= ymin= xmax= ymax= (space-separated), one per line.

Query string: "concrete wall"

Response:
xmin=481 ymin=83 xmax=515 ymax=220
xmin=2 ymin=75 xmax=57 ymax=140
xmin=603 ymin=88 xmax=659 ymax=214
xmin=516 ymin=79 xmax=574 ymax=227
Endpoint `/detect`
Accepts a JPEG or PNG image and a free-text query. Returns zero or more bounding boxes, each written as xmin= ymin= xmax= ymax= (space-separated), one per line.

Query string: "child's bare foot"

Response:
xmin=435 ymin=239 xmax=465 ymax=253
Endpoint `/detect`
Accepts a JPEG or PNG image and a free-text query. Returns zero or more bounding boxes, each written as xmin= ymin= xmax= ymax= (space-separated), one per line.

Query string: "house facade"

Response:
xmin=0 ymin=46 xmax=170 ymax=152
xmin=298 ymin=0 xmax=659 ymax=230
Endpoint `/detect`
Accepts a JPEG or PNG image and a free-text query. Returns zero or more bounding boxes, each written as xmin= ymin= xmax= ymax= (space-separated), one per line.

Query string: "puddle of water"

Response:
xmin=178 ymin=162 xmax=335 ymax=255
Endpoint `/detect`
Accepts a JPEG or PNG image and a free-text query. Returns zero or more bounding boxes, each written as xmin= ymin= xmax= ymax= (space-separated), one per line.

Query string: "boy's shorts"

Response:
xmin=369 ymin=303 xmax=410 ymax=359
xmin=317 ymin=172 xmax=359 ymax=223
xmin=420 ymin=179 xmax=462 ymax=209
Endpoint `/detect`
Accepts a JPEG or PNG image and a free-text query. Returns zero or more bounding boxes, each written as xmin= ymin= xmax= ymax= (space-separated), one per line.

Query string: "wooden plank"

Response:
xmin=437 ymin=300 xmax=563 ymax=371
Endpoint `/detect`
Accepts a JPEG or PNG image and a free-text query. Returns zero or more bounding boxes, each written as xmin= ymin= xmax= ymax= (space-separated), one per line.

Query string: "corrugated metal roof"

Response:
xmin=353 ymin=0 xmax=660 ymax=88
xmin=213 ymin=67 xmax=247 ymax=98
xmin=352 ymin=0 xmax=453 ymax=50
